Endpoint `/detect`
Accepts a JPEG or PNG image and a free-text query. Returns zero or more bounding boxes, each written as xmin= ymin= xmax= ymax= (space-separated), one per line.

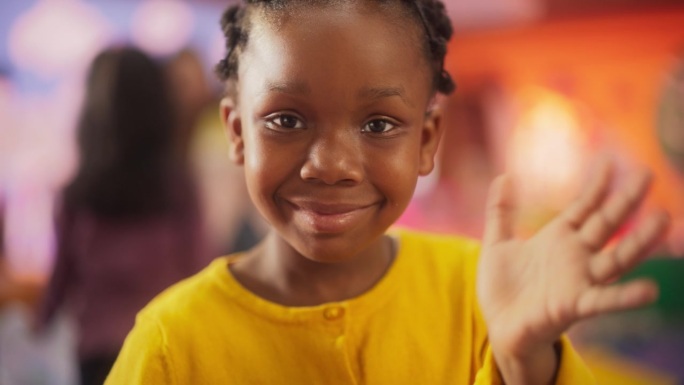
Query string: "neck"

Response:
xmin=230 ymin=231 xmax=395 ymax=306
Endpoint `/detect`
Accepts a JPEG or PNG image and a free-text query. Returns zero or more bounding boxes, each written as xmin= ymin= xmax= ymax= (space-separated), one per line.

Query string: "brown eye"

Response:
xmin=278 ymin=115 xmax=299 ymax=129
xmin=363 ymin=119 xmax=395 ymax=134
xmin=265 ymin=113 xmax=305 ymax=131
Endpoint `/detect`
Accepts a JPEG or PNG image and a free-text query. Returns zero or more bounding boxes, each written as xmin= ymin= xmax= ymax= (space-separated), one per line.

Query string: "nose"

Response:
xmin=300 ymin=129 xmax=363 ymax=185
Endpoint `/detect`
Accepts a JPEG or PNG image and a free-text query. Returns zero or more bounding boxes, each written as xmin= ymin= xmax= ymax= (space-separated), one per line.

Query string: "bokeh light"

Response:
xmin=130 ymin=0 xmax=195 ymax=57
xmin=8 ymin=0 xmax=112 ymax=79
xmin=510 ymin=88 xmax=588 ymax=210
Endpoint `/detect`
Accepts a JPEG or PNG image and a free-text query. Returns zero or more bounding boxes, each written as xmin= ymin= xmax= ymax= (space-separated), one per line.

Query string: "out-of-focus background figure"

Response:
xmin=34 ymin=47 xmax=210 ymax=385
xmin=166 ymin=48 xmax=266 ymax=257
xmin=0 ymin=0 xmax=682 ymax=384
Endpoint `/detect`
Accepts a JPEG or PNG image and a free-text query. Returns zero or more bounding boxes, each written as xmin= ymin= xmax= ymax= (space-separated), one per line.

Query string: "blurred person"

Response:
xmin=35 ymin=47 xmax=209 ymax=385
xmin=166 ymin=48 xmax=214 ymax=158
xmin=167 ymin=48 xmax=266 ymax=257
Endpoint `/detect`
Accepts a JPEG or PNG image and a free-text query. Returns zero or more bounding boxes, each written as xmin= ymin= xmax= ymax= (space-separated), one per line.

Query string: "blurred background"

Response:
xmin=0 ymin=0 xmax=683 ymax=384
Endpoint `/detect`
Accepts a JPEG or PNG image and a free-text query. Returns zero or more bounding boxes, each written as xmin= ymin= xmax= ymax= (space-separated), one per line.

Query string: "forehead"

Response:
xmin=238 ymin=2 xmax=432 ymax=104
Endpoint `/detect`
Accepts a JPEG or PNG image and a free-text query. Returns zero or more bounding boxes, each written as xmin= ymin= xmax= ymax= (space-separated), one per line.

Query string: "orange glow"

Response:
xmin=510 ymin=88 xmax=588 ymax=210
xmin=446 ymin=8 xmax=684 ymax=222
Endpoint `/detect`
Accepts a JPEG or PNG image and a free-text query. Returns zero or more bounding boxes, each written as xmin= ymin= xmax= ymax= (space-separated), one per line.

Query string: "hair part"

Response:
xmin=215 ymin=0 xmax=456 ymax=98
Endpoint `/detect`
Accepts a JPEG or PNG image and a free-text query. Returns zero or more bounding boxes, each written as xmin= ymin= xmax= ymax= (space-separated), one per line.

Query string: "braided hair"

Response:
xmin=215 ymin=0 xmax=455 ymax=97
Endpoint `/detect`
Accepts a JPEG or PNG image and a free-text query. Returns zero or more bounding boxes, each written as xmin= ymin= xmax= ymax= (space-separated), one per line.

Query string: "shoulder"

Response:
xmin=109 ymin=258 xmax=237 ymax=384
xmin=107 ymin=302 xmax=177 ymax=384
xmin=138 ymin=257 xmax=230 ymax=322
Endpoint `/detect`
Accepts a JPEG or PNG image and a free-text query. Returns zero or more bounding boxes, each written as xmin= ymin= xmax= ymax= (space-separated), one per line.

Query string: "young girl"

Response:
xmin=37 ymin=47 xmax=208 ymax=385
xmin=106 ymin=1 xmax=669 ymax=384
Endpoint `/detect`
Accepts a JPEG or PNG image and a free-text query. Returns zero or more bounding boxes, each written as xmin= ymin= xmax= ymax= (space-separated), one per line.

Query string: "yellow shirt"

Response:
xmin=106 ymin=229 xmax=595 ymax=384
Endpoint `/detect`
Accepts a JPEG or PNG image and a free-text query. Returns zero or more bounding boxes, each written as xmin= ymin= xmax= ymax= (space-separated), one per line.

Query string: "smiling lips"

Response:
xmin=287 ymin=200 xmax=378 ymax=234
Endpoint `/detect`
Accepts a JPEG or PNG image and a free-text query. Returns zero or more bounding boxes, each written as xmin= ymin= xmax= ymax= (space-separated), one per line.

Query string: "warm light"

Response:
xmin=131 ymin=0 xmax=195 ymax=56
xmin=509 ymin=89 xmax=589 ymax=211
xmin=8 ymin=0 xmax=112 ymax=78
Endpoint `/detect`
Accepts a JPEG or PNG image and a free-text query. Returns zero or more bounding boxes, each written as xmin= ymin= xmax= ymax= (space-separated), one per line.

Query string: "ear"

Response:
xmin=418 ymin=106 xmax=443 ymax=176
xmin=220 ymin=97 xmax=244 ymax=165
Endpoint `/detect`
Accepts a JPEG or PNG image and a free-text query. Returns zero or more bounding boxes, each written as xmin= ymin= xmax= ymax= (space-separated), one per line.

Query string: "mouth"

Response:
xmin=286 ymin=200 xmax=378 ymax=234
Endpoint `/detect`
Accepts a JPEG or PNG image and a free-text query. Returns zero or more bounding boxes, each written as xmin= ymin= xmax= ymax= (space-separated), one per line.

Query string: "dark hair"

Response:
xmin=215 ymin=0 xmax=456 ymax=96
xmin=63 ymin=47 xmax=182 ymax=219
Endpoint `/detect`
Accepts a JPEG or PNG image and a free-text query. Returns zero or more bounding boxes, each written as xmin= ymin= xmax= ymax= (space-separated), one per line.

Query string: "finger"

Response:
xmin=576 ymin=279 xmax=658 ymax=319
xmin=562 ymin=159 xmax=612 ymax=228
xmin=483 ymin=174 xmax=515 ymax=245
xmin=590 ymin=210 xmax=669 ymax=283
xmin=579 ymin=171 xmax=652 ymax=250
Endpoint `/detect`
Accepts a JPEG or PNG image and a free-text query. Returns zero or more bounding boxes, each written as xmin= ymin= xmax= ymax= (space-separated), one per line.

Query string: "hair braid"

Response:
xmin=215 ymin=0 xmax=456 ymax=95
xmin=215 ymin=4 xmax=248 ymax=82
xmin=409 ymin=0 xmax=456 ymax=94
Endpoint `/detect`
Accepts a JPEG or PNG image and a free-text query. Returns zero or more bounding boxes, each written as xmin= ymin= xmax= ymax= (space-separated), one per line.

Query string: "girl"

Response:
xmin=106 ymin=1 xmax=669 ymax=384
xmin=37 ymin=47 xmax=208 ymax=385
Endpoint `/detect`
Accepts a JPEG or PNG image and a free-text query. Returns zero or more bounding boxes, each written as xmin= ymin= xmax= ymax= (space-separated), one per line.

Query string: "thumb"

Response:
xmin=483 ymin=174 xmax=516 ymax=245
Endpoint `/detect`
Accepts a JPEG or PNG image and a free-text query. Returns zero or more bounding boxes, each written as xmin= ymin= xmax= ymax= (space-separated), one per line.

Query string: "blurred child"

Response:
xmin=168 ymin=48 xmax=267 ymax=256
xmin=37 ymin=47 xmax=208 ymax=385
xmin=106 ymin=1 xmax=669 ymax=384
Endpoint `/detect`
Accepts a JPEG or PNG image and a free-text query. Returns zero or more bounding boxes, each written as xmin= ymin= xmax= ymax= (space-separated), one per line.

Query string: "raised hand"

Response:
xmin=477 ymin=162 xmax=669 ymax=362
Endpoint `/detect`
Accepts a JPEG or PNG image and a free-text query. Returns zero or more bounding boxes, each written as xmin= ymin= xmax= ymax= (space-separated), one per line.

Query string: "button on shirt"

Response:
xmin=324 ymin=306 xmax=345 ymax=321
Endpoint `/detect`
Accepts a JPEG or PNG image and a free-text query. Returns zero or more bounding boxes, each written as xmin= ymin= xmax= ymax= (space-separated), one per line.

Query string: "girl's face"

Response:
xmin=223 ymin=3 xmax=442 ymax=262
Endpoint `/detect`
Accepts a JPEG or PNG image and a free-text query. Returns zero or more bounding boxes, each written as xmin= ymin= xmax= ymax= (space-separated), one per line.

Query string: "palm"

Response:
xmin=477 ymin=163 xmax=669 ymax=355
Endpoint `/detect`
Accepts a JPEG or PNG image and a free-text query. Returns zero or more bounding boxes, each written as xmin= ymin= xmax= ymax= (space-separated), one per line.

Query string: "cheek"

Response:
xmin=370 ymin=143 xmax=421 ymax=204
xmin=242 ymin=133 xmax=284 ymax=211
xmin=243 ymin=157 xmax=289 ymax=231
xmin=242 ymin=131 xmax=305 ymax=214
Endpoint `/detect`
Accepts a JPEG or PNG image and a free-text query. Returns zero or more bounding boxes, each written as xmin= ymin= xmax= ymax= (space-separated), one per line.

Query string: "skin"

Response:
xmin=221 ymin=3 xmax=441 ymax=305
xmin=220 ymin=3 xmax=671 ymax=384
xmin=480 ymin=163 xmax=669 ymax=384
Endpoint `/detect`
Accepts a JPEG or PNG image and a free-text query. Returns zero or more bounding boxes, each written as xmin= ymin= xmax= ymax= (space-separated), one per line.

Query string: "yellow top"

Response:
xmin=106 ymin=229 xmax=595 ymax=384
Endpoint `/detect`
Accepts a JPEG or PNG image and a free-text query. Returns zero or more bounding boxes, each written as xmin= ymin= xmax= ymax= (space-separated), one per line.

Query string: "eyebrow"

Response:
xmin=265 ymin=82 xmax=411 ymax=106
xmin=358 ymin=86 xmax=410 ymax=106
xmin=267 ymin=81 xmax=310 ymax=95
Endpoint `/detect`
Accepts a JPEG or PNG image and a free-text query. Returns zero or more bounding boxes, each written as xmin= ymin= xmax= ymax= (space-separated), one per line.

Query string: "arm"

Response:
xmin=105 ymin=314 xmax=174 ymax=385
xmin=489 ymin=344 xmax=558 ymax=385
xmin=473 ymin=336 xmax=594 ymax=385
xmin=35 ymin=206 xmax=77 ymax=331
xmin=477 ymin=162 xmax=669 ymax=385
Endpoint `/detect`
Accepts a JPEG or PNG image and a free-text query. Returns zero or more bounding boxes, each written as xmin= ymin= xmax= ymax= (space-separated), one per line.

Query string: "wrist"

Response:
xmin=491 ymin=341 xmax=560 ymax=385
